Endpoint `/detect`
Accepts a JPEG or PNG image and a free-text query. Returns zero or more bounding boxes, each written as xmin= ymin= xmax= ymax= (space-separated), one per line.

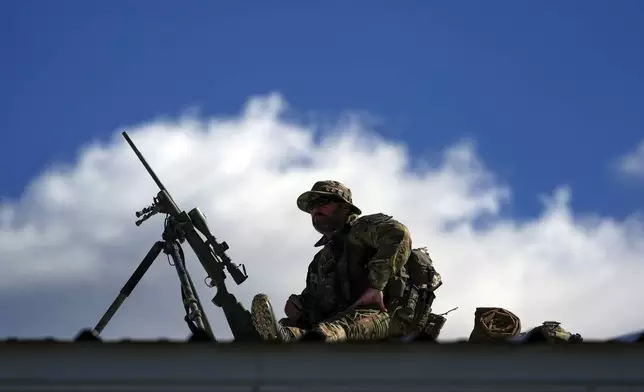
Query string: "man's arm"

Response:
xmin=355 ymin=217 xmax=412 ymax=291
xmin=297 ymin=263 xmax=315 ymax=308
xmin=285 ymin=259 xmax=317 ymax=322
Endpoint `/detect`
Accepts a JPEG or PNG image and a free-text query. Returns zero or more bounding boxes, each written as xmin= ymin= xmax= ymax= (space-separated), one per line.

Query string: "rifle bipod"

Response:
xmin=75 ymin=230 xmax=215 ymax=342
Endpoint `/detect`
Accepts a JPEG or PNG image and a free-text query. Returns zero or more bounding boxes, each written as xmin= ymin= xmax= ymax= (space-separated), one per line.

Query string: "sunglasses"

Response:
xmin=307 ymin=196 xmax=342 ymax=211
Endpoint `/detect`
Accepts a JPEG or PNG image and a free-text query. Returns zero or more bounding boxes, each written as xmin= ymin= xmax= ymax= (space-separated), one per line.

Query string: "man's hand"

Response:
xmin=284 ymin=294 xmax=303 ymax=322
xmin=351 ymin=288 xmax=387 ymax=312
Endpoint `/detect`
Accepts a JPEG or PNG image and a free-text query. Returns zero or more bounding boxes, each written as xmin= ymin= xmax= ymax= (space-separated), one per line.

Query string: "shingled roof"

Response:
xmin=1 ymin=338 xmax=643 ymax=391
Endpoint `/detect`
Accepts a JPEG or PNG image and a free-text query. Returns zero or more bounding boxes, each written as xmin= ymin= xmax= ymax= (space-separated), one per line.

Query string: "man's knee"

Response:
xmin=310 ymin=321 xmax=349 ymax=342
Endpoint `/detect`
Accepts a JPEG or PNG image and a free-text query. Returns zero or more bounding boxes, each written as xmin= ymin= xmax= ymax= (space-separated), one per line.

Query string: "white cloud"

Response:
xmin=617 ymin=140 xmax=644 ymax=180
xmin=1 ymin=93 xmax=643 ymax=342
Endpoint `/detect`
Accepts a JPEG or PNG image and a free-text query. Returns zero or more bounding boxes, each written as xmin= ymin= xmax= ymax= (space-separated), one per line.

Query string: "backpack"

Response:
xmin=407 ymin=246 xmax=443 ymax=292
xmin=390 ymin=246 xmax=444 ymax=336
xmin=510 ymin=321 xmax=583 ymax=344
xmin=469 ymin=307 xmax=522 ymax=342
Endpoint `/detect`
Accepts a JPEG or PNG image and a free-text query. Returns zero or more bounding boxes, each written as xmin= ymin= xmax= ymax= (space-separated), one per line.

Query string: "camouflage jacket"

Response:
xmin=296 ymin=213 xmax=412 ymax=325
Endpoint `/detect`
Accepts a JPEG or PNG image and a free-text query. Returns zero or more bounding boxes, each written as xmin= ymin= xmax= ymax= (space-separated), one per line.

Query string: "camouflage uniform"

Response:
xmin=252 ymin=180 xmax=416 ymax=343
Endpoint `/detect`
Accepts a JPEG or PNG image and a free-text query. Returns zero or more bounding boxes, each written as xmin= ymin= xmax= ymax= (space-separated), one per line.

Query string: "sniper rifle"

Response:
xmin=76 ymin=131 xmax=258 ymax=342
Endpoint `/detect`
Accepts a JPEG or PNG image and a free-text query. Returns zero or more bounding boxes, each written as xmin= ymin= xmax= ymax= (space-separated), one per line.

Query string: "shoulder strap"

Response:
xmin=350 ymin=213 xmax=393 ymax=229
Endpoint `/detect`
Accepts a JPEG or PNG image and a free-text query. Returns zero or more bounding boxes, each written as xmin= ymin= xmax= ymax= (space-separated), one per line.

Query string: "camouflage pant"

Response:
xmin=251 ymin=294 xmax=405 ymax=343
xmin=287 ymin=307 xmax=406 ymax=342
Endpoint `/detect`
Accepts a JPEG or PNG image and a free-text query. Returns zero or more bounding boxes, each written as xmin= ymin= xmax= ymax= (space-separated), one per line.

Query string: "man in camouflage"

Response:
xmin=250 ymin=180 xmax=417 ymax=342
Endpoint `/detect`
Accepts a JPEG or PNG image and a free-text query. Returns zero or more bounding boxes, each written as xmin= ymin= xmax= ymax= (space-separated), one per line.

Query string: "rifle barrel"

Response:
xmin=122 ymin=131 xmax=167 ymax=192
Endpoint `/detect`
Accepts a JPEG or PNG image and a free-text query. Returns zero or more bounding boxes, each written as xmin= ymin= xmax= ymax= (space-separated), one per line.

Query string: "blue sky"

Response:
xmin=2 ymin=0 xmax=643 ymax=220
xmin=3 ymin=1 xmax=644 ymax=341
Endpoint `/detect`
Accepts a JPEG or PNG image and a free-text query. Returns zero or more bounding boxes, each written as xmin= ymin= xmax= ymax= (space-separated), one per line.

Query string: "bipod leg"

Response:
xmin=181 ymin=258 xmax=214 ymax=337
xmin=90 ymin=241 xmax=165 ymax=338
xmin=165 ymin=240 xmax=215 ymax=341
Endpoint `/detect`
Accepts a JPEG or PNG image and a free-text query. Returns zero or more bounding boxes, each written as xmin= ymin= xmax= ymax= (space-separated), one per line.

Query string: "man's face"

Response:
xmin=308 ymin=196 xmax=349 ymax=235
